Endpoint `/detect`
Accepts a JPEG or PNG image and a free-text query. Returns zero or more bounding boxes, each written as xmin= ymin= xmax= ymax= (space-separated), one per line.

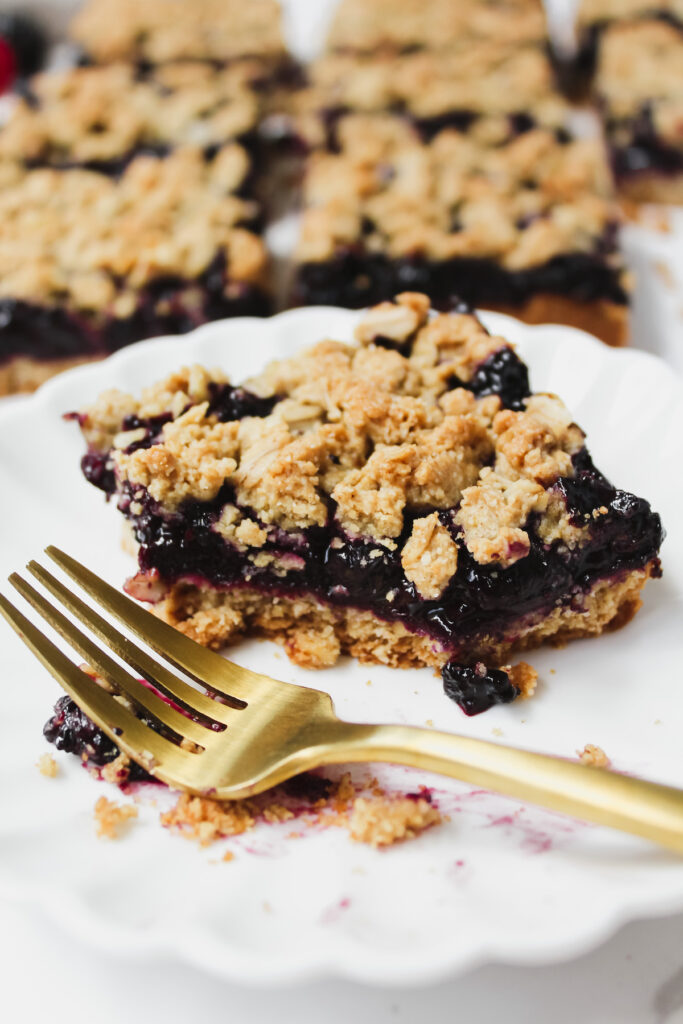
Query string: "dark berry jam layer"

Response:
xmin=113 ymin=445 xmax=662 ymax=659
xmin=606 ymin=105 xmax=683 ymax=183
xmin=319 ymin=105 xmax=570 ymax=150
xmin=0 ymin=259 xmax=272 ymax=367
xmin=43 ymin=694 xmax=153 ymax=781
xmin=293 ymin=246 xmax=628 ymax=313
xmin=442 ymin=661 xmax=520 ymax=716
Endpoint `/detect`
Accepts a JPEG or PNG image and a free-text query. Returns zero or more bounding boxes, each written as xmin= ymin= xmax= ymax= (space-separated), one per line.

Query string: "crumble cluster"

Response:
xmin=578 ymin=0 xmax=683 ymax=33
xmin=81 ymin=295 xmax=588 ymax=598
xmin=327 ymin=0 xmax=547 ymax=52
xmin=297 ymin=116 xmax=622 ymax=272
xmin=71 ymin=0 xmax=287 ymax=65
xmin=577 ymin=743 xmax=611 ymax=767
xmin=595 ymin=19 xmax=683 ymax=152
xmin=296 ymin=44 xmax=568 ymax=141
xmin=0 ymin=147 xmax=266 ymax=311
xmin=94 ymin=794 xmax=138 ymax=838
xmin=160 ymin=772 xmax=443 ymax=849
xmin=0 ymin=62 xmax=263 ymax=167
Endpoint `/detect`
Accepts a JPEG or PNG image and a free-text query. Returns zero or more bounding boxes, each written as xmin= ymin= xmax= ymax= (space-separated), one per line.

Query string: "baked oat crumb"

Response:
xmin=100 ymin=751 xmax=132 ymax=785
xmin=505 ymin=661 xmax=539 ymax=698
xmin=222 ymin=850 xmax=235 ymax=863
xmin=94 ymin=795 xmax=138 ymax=838
xmin=37 ymin=753 xmax=59 ymax=778
xmin=344 ymin=796 xmax=442 ymax=847
xmin=578 ymin=743 xmax=611 ymax=768
xmin=161 ymin=792 xmax=256 ymax=846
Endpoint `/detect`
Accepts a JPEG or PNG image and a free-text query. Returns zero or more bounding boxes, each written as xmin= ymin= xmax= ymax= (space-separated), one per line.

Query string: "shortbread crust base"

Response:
xmin=152 ymin=563 xmax=656 ymax=670
xmin=484 ymin=295 xmax=629 ymax=348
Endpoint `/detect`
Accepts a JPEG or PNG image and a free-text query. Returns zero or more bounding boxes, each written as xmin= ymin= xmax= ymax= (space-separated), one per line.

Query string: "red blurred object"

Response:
xmin=0 ymin=34 xmax=17 ymax=93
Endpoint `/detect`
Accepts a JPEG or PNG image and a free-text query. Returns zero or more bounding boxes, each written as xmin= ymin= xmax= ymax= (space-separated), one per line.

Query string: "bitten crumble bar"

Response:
xmin=294 ymin=115 xmax=630 ymax=346
xmin=73 ymin=294 xmax=662 ymax=712
xmin=0 ymin=147 xmax=270 ymax=396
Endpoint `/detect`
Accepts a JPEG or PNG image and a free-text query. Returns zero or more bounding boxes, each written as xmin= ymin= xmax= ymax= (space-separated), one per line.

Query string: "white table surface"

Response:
xmin=2 ymin=1 xmax=683 ymax=1019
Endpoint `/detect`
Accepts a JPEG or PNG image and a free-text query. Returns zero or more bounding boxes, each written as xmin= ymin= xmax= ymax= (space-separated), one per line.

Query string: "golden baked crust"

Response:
xmin=71 ymin=0 xmax=286 ymax=65
xmin=296 ymin=115 xmax=624 ymax=274
xmin=0 ymin=62 xmax=263 ymax=167
xmin=484 ymin=295 xmax=630 ymax=347
xmin=0 ymin=146 xmax=266 ymax=311
xmin=151 ymin=565 xmax=656 ymax=669
xmin=327 ymin=0 xmax=547 ymax=52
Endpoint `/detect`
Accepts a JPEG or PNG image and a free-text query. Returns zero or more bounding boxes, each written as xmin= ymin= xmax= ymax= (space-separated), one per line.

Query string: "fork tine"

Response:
xmin=27 ymin=561 xmax=239 ymax=725
xmin=10 ymin=573 xmax=214 ymax=747
xmin=46 ymin=546 xmax=260 ymax=702
xmin=0 ymin=591 xmax=188 ymax=777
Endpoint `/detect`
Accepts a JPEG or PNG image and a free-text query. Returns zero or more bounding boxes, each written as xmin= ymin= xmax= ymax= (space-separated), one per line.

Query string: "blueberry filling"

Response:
xmin=111 ymin=444 xmax=661 ymax=660
xmin=43 ymin=694 xmax=153 ymax=781
xmin=293 ymin=246 xmax=628 ymax=313
xmin=606 ymin=103 xmax=683 ymax=182
xmin=452 ymin=347 xmax=530 ymax=411
xmin=0 ymin=255 xmax=272 ymax=367
xmin=442 ymin=661 xmax=520 ymax=716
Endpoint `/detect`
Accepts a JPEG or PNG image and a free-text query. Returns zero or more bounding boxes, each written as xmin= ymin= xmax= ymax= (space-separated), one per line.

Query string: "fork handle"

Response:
xmin=309 ymin=722 xmax=683 ymax=853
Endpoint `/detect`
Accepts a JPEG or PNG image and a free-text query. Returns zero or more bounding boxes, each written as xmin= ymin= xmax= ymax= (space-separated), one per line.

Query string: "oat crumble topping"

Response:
xmin=297 ymin=117 xmax=622 ymax=270
xmin=0 ymin=62 xmax=263 ymax=167
xmin=71 ymin=0 xmax=286 ymax=65
xmin=595 ymin=19 xmax=683 ymax=151
xmin=297 ymin=45 xmax=567 ymax=142
xmin=578 ymin=0 xmax=683 ymax=31
xmin=327 ymin=0 xmax=547 ymax=52
xmin=82 ymin=296 xmax=585 ymax=570
xmin=0 ymin=146 xmax=266 ymax=311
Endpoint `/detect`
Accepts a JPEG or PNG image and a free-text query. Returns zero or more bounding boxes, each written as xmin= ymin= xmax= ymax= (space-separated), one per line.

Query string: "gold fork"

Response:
xmin=2 ymin=546 xmax=683 ymax=853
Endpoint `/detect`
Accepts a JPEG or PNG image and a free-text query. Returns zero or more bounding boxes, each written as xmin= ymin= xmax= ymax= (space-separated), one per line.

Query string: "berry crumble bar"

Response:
xmin=294 ymin=116 xmax=630 ymax=346
xmin=0 ymin=62 xmax=265 ymax=176
xmin=70 ymin=0 xmax=288 ymax=69
xmin=73 ymin=294 xmax=662 ymax=706
xmin=326 ymin=0 xmax=548 ymax=54
xmin=0 ymin=147 xmax=269 ymax=396
xmin=593 ymin=17 xmax=683 ymax=203
xmin=570 ymin=0 xmax=683 ymax=98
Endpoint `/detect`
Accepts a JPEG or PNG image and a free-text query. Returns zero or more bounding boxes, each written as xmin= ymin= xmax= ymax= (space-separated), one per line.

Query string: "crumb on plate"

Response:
xmin=94 ymin=795 xmax=138 ymax=838
xmin=577 ymin=743 xmax=611 ymax=768
xmin=37 ymin=753 xmax=58 ymax=778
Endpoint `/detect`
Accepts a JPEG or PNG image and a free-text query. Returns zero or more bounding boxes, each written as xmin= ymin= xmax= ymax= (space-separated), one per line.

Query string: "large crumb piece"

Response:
xmin=344 ymin=796 xmax=442 ymax=847
xmin=504 ymin=661 xmax=539 ymax=698
xmin=577 ymin=743 xmax=611 ymax=768
xmin=161 ymin=792 xmax=256 ymax=846
xmin=94 ymin=795 xmax=138 ymax=838
xmin=37 ymin=753 xmax=59 ymax=778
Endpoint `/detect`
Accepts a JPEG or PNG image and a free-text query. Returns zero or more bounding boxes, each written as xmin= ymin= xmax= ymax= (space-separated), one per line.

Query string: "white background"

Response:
xmin=2 ymin=0 xmax=683 ymax=1021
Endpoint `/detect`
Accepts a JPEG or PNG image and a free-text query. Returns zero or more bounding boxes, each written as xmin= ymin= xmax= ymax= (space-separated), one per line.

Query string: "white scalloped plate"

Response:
xmin=1 ymin=308 xmax=683 ymax=987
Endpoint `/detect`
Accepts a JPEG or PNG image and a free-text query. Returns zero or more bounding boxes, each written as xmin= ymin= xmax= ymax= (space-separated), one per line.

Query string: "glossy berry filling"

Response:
xmin=606 ymin=104 xmax=683 ymax=183
xmin=0 ymin=256 xmax=272 ymax=367
xmin=107 ymin=440 xmax=662 ymax=662
xmin=293 ymin=246 xmax=628 ymax=313
xmin=442 ymin=661 xmax=520 ymax=716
